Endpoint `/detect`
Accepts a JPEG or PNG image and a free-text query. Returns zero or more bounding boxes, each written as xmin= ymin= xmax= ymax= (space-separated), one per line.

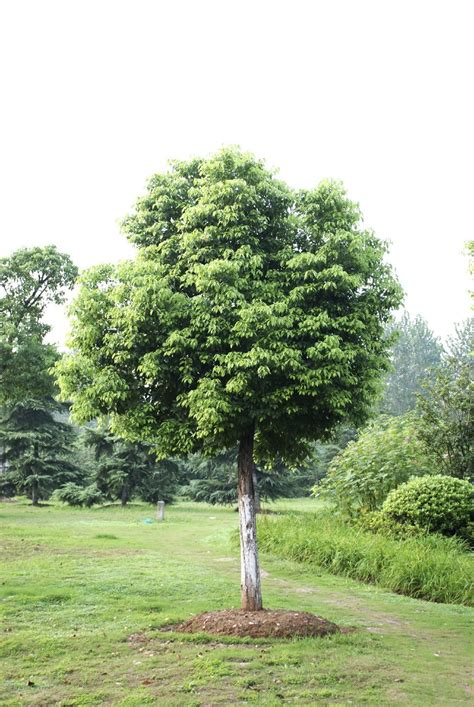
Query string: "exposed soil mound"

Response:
xmin=175 ymin=609 xmax=340 ymax=639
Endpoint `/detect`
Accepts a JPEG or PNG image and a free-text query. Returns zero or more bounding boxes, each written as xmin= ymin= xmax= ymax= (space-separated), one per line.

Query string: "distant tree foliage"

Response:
xmin=0 ymin=400 xmax=80 ymax=504
xmin=445 ymin=318 xmax=473 ymax=364
xmin=182 ymin=450 xmax=305 ymax=506
xmin=417 ymin=323 xmax=473 ymax=481
xmin=380 ymin=312 xmax=443 ymax=416
xmin=84 ymin=427 xmax=179 ymax=505
xmin=0 ymin=246 xmax=78 ymax=404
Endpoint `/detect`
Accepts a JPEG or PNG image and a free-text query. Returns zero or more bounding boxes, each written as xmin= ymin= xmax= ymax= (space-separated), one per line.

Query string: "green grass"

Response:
xmin=258 ymin=511 xmax=474 ymax=606
xmin=0 ymin=499 xmax=473 ymax=705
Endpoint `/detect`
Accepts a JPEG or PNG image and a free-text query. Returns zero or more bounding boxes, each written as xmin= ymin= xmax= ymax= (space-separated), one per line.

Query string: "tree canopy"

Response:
xmin=0 ymin=246 xmax=78 ymax=404
xmin=380 ymin=312 xmax=443 ymax=416
xmin=417 ymin=320 xmax=473 ymax=481
xmin=57 ymin=148 xmax=402 ymax=464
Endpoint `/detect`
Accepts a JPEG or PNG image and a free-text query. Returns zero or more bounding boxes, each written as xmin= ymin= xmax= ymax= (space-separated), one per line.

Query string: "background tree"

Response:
xmin=0 ymin=246 xmax=78 ymax=403
xmin=0 ymin=400 xmax=80 ymax=504
xmin=182 ymin=450 xmax=304 ymax=506
xmin=416 ymin=322 xmax=473 ymax=481
xmin=84 ymin=428 xmax=178 ymax=505
xmin=56 ymin=148 xmax=403 ymax=610
xmin=380 ymin=312 xmax=443 ymax=416
xmin=445 ymin=318 xmax=473 ymax=364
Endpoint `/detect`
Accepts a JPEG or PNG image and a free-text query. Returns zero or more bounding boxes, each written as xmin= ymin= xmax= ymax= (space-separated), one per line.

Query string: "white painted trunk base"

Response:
xmin=238 ymin=491 xmax=262 ymax=610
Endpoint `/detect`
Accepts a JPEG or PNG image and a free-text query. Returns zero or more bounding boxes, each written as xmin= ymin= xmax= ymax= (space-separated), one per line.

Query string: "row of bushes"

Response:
xmin=257 ymin=512 xmax=474 ymax=606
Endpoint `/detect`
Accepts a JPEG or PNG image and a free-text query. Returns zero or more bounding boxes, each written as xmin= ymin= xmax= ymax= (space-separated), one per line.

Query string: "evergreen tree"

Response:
xmin=183 ymin=450 xmax=298 ymax=506
xmin=0 ymin=400 xmax=80 ymax=504
xmin=84 ymin=428 xmax=178 ymax=505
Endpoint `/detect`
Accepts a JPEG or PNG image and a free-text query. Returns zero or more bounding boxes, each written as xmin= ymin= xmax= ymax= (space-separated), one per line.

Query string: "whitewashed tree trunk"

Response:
xmin=237 ymin=424 xmax=263 ymax=611
xmin=252 ymin=465 xmax=261 ymax=513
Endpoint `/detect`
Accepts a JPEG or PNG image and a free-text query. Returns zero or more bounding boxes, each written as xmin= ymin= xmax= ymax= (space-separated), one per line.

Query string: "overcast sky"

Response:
xmin=0 ymin=0 xmax=472 ymax=345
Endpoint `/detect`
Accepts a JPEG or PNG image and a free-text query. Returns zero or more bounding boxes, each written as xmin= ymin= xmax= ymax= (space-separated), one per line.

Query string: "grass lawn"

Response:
xmin=1 ymin=499 xmax=473 ymax=705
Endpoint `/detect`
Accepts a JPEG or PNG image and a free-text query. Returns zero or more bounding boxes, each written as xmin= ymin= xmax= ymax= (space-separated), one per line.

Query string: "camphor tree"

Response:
xmin=56 ymin=148 xmax=402 ymax=610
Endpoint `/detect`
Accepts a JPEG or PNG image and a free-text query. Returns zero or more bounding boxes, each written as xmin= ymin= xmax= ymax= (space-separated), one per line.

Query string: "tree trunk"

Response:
xmin=121 ymin=485 xmax=129 ymax=507
xmin=237 ymin=424 xmax=263 ymax=611
xmin=31 ymin=481 xmax=38 ymax=506
xmin=252 ymin=464 xmax=261 ymax=514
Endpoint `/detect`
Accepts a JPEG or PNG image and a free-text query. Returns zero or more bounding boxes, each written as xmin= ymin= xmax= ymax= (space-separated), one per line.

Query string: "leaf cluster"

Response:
xmin=318 ymin=413 xmax=436 ymax=516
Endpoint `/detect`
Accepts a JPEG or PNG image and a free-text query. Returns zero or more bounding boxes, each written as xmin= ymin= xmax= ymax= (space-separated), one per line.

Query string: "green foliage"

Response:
xmin=417 ymin=331 xmax=473 ymax=480
xmin=182 ymin=450 xmax=304 ymax=505
xmin=53 ymin=482 xmax=104 ymax=507
xmin=381 ymin=475 xmax=473 ymax=537
xmin=56 ymin=148 xmax=402 ymax=467
xmin=84 ymin=427 xmax=179 ymax=505
xmin=0 ymin=400 xmax=80 ymax=504
xmin=0 ymin=246 xmax=78 ymax=404
xmin=318 ymin=413 xmax=435 ymax=515
xmin=380 ymin=312 xmax=443 ymax=416
xmin=356 ymin=510 xmax=423 ymax=539
xmin=258 ymin=512 xmax=473 ymax=606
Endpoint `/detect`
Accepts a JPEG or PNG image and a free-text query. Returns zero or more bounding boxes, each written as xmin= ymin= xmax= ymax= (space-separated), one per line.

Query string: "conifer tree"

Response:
xmin=0 ymin=400 xmax=80 ymax=504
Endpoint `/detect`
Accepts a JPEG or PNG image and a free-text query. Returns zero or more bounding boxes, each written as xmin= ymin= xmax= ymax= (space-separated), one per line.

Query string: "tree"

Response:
xmin=380 ymin=312 xmax=443 ymax=416
xmin=446 ymin=318 xmax=473 ymax=364
xmin=84 ymin=427 xmax=178 ymax=505
xmin=56 ymin=148 xmax=402 ymax=610
xmin=0 ymin=246 xmax=78 ymax=403
xmin=0 ymin=400 xmax=80 ymax=504
xmin=416 ymin=323 xmax=473 ymax=480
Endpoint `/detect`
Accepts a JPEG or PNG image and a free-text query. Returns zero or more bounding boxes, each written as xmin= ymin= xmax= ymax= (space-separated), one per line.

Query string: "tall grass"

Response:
xmin=258 ymin=512 xmax=474 ymax=606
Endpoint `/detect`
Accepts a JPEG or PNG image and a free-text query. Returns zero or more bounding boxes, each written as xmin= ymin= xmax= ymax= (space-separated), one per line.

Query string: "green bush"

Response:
xmin=258 ymin=512 xmax=474 ymax=605
xmin=53 ymin=483 xmax=104 ymax=508
xmin=317 ymin=413 xmax=435 ymax=516
xmin=382 ymin=475 xmax=473 ymax=536
xmin=356 ymin=510 xmax=422 ymax=539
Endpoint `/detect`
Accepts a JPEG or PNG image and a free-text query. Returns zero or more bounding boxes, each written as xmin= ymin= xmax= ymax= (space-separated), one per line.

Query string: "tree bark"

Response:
xmin=252 ymin=464 xmax=261 ymax=514
xmin=31 ymin=480 xmax=38 ymax=506
xmin=237 ymin=423 xmax=263 ymax=611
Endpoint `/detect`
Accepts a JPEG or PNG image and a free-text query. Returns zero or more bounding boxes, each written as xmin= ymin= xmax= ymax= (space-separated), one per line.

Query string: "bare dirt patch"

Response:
xmin=174 ymin=609 xmax=340 ymax=638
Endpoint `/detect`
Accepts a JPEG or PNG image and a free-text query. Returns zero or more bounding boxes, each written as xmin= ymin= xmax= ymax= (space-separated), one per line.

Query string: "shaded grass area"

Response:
xmin=258 ymin=511 xmax=474 ymax=606
xmin=0 ymin=499 xmax=472 ymax=705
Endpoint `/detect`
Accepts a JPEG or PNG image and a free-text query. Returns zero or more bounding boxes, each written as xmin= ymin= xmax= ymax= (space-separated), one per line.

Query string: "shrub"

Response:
xmin=317 ymin=413 xmax=435 ymax=516
xmin=53 ymin=483 xmax=104 ymax=508
xmin=382 ymin=475 xmax=473 ymax=537
xmin=357 ymin=510 xmax=422 ymax=539
xmin=258 ymin=512 xmax=474 ymax=605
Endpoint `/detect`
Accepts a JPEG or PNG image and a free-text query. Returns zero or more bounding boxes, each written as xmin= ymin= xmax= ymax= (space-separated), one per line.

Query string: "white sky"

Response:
xmin=0 ymin=0 xmax=472 ymax=345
